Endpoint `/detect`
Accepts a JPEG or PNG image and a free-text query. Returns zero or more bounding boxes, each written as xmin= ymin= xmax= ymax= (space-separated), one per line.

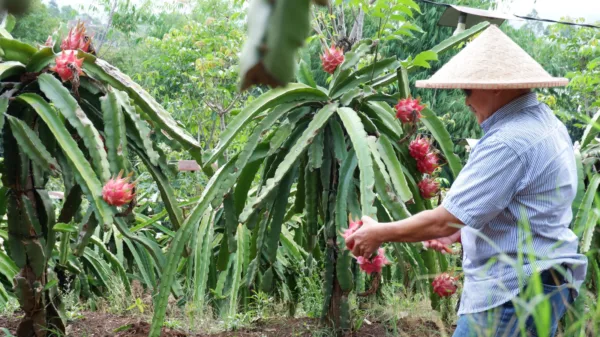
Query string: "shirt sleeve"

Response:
xmin=442 ymin=140 xmax=525 ymax=229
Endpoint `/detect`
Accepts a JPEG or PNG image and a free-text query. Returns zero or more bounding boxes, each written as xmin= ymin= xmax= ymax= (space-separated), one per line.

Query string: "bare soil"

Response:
xmin=0 ymin=312 xmax=453 ymax=336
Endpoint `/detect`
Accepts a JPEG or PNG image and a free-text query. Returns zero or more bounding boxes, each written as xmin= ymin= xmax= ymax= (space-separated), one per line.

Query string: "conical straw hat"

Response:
xmin=415 ymin=25 xmax=568 ymax=89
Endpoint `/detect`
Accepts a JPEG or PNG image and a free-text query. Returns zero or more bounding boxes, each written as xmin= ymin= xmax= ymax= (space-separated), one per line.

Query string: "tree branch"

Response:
xmin=311 ymin=9 xmax=329 ymax=50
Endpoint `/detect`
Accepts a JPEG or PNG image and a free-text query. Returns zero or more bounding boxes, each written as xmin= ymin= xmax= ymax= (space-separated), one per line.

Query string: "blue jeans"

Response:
xmin=453 ymin=282 xmax=574 ymax=337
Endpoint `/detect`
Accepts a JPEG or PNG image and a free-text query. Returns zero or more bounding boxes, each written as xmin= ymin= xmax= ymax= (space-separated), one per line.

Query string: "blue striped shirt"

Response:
xmin=442 ymin=92 xmax=588 ymax=315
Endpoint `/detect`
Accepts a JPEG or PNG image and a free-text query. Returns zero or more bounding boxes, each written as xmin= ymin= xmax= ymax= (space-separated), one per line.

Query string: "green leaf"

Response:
xmin=280 ymin=225 xmax=307 ymax=262
xmin=6 ymin=115 xmax=61 ymax=177
xmin=572 ymin=174 xmax=600 ymax=236
xmin=239 ymin=103 xmax=338 ymax=222
xmin=260 ymin=266 xmax=274 ymax=293
xmin=149 ymin=160 xmax=236 ymax=337
xmin=0 ymin=61 xmax=24 ymax=80
xmin=123 ymin=238 xmax=153 ymax=290
xmin=581 ymin=109 xmax=600 ymax=148
xmin=412 ymin=50 xmax=438 ymax=69
xmin=0 ymin=250 xmax=18 ymax=281
xmin=362 ymin=102 xmax=403 ymax=140
xmin=221 ymin=103 xmax=303 ymax=208
xmin=193 ymin=208 xmax=214 ymax=311
xmin=223 ymin=194 xmax=238 ymax=253
xmin=115 ymin=90 xmax=160 ymax=166
xmin=205 ymin=84 xmax=328 ymax=165
xmin=73 ymin=209 xmax=99 ymax=257
xmin=339 ymin=41 xmax=373 ymax=71
xmin=0 ymin=27 xmax=11 ymax=39
xmin=373 ymin=161 xmax=411 ymax=220
xmin=90 ymin=236 xmax=131 ymax=294
xmin=329 ymin=118 xmax=347 ymax=163
xmin=17 ymin=93 xmax=113 ymax=229
xmin=53 ymin=223 xmax=78 ymax=233
xmin=397 ymin=66 xmax=410 ymax=99
xmin=296 ymin=59 xmax=316 ymax=88
xmin=377 ymin=134 xmax=412 ymax=202
xmin=396 ymin=0 xmax=421 ymax=13
xmin=580 ymin=209 xmax=599 ymax=254
xmin=57 ymin=185 xmax=82 ymax=224
xmin=0 ymin=97 xmax=8 ymax=134
xmin=572 ymin=147 xmax=585 ymax=218
xmin=31 ymin=190 xmax=54 ymax=260
xmin=82 ymin=248 xmax=112 ymax=287
xmin=266 ymin=167 xmax=296 ymax=264
xmin=308 ymin=130 xmax=324 ymax=169
xmin=340 ymin=87 xmax=361 ymax=106
xmin=420 ymin=108 xmax=462 ymax=180
xmin=101 ymin=91 xmax=128 ymax=175
xmin=337 ymin=107 xmax=377 ymax=218
xmin=331 ymin=58 xmax=399 ymax=99
xmin=132 ymin=146 xmax=183 ymax=230
xmin=336 ymin=250 xmax=354 ymax=292
xmin=42 ymin=279 xmax=58 ymax=292
xmin=26 ymin=47 xmax=55 ymax=73
xmin=234 ymin=159 xmax=263 ymax=216
xmin=0 ymin=37 xmax=37 ymax=64
xmin=2 ymin=14 xmax=16 ymax=33
xmin=58 ymin=232 xmax=70 ymax=266
xmin=79 ymin=52 xmax=202 ymax=160
xmin=335 ymin=150 xmax=358 ymax=239
xmin=228 ymin=224 xmax=247 ymax=317
xmin=38 ymin=74 xmax=111 ymax=183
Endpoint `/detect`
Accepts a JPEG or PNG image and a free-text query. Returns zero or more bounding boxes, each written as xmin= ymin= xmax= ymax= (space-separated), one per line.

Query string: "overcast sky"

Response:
xmin=497 ymin=0 xmax=600 ymax=24
xmin=48 ymin=0 xmax=600 ymax=24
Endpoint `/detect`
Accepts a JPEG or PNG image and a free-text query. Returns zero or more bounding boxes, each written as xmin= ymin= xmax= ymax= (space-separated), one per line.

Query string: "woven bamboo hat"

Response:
xmin=415 ymin=25 xmax=568 ymax=89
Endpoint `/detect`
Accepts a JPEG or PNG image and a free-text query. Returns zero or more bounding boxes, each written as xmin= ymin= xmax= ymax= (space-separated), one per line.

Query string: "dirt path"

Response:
xmin=1 ymin=312 xmax=452 ymax=336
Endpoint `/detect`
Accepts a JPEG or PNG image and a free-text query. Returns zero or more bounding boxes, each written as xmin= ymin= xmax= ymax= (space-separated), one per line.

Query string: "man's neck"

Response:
xmin=477 ymin=90 xmax=532 ymax=124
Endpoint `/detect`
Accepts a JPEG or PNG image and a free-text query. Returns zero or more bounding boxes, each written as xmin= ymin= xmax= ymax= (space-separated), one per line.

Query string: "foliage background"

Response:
xmin=2 ymin=0 xmax=599 ymax=335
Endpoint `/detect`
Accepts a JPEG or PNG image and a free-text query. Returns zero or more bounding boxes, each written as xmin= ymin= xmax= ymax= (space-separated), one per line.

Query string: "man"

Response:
xmin=345 ymin=25 xmax=588 ymax=336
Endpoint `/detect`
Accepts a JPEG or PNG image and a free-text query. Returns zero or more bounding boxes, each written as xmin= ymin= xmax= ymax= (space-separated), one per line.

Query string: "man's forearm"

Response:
xmin=374 ymin=208 xmax=461 ymax=243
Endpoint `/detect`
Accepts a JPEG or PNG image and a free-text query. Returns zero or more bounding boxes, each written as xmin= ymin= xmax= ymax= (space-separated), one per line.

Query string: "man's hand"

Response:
xmin=423 ymin=230 xmax=461 ymax=254
xmin=345 ymin=216 xmax=382 ymax=258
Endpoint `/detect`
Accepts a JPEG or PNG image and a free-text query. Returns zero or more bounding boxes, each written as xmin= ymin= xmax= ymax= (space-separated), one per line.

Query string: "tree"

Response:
xmin=0 ymin=21 xmax=200 ymax=336
xmin=11 ymin=0 xmax=59 ymax=45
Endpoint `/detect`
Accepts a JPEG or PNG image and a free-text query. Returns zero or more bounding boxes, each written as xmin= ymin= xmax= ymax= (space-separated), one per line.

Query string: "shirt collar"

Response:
xmin=480 ymin=92 xmax=539 ymax=133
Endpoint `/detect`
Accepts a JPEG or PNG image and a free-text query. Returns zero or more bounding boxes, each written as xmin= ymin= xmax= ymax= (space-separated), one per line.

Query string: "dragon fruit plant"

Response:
xmin=0 ymin=21 xmax=201 ymax=336
xmin=146 ymin=13 xmax=492 ymax=332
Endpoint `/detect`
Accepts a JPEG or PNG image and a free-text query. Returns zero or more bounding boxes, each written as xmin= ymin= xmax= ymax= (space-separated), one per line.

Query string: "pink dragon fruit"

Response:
xmin=395 ymin=98 xmax=425 ymax=124
xmin=342 ymin=217 xmax=363 ymax=240
xmin=416 ymin=152 xmax=439 ymax=175
xmin=409 ymin=136 xmax=430 ymax=160
xmin=102 ymin=171 xmax=136 ymax=207
xmin=356 ymin=248 xmax=390 ymax=274
xmin=432 ymin=273 xmax=458 ymax=297
xmin=51 ymin=50 xmax=84 ymax=82
xmin=61 ymin=21 xmax=91 ymax=52
xmin=418 ymin=178 xmax=440 ymax=199
xmin=321 ymin=45 xmax=344 ymax=74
